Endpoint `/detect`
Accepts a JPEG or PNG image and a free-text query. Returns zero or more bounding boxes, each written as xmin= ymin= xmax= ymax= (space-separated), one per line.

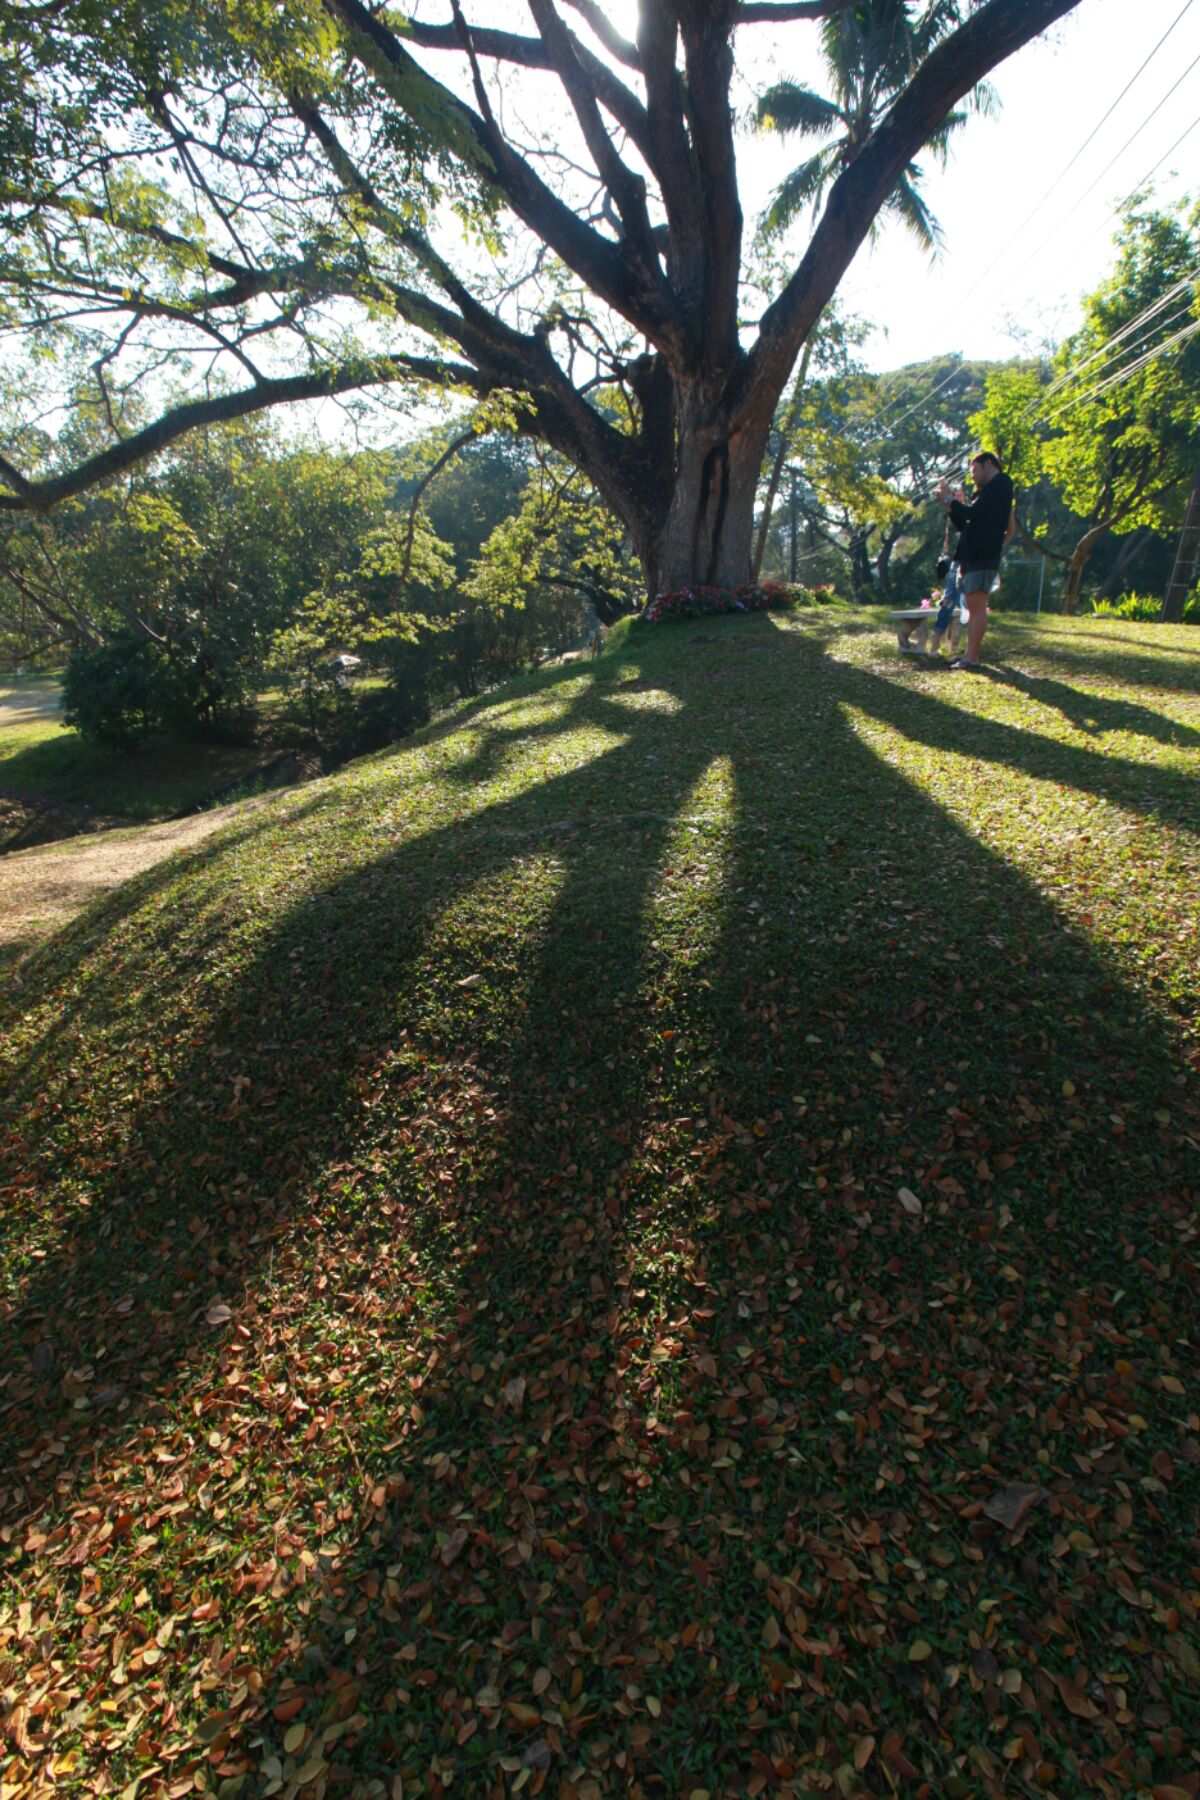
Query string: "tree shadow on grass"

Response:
xmin=2 ymin=614 xmax=1198 ymax=1793
xmin=829 ymin=649 xmax=1200 ymax=837
xmin=1002 ymin=624 xmax=1200 ymax=697
xmin=982 ymin=663 xmax=1200 ymax=749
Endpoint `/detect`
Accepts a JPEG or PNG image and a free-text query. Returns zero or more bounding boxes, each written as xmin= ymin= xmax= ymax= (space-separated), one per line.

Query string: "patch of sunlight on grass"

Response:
xmin=337 ymin=702 xmax=630 ymax=839
xmin=606 ymin=686 xmax=685 ymax=716
xmin=514 ymin=722 xmax=630 ymax=792
xmin=393 ymin=854 xmax=569 ymax=1046
xmin=646 ymin=754 xmax=737 ymax=969
xmin=479 ymin=690 xmax=580 ymax=730
xmin=0 ymin=715 xmax=66 ymax=761
xmin=838 ymin=696 xmax=1200 ymax=1028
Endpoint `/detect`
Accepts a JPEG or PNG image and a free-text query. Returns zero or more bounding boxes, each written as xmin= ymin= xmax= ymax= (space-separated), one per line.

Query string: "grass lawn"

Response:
xmin=0 ymin=681 xmax=292 ymax=848
xmin=1 ymin=607 xmax=1198 ymax=1799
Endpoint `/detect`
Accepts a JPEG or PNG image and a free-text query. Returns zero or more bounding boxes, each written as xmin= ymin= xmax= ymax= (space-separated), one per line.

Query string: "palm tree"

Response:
xmin=756 ymin=0 xmax=994 ymax=252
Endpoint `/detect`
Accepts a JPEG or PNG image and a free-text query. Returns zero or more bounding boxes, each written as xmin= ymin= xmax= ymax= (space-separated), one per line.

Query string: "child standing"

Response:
xmin=927 ymin=523 xmax=965 ymax=657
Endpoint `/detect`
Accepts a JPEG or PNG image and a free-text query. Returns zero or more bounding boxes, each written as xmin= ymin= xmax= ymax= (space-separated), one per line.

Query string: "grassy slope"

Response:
xmin=2 ymin=608 xmax=1198 ymax=1800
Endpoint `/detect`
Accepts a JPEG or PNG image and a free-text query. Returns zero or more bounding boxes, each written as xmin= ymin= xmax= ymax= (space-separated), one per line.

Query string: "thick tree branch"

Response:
xmin=742 ymin=0 xmax=1084 ymax=422
xmin=323 ymin=0 xmax=681 ymax=351
xmin=525 ymin=0 xmax=657 ymax=260
xmin=678 ymin=2 xmax=743 ymax=363
xmin=368 ymin=10 xmax=653 ymax=165
xmin=636 ymin=8 xmax=701 ymax=291
xmin=288 ymin=92 xmax=514 ymax=344
xmin=0 ymin=361 xmax=480 ymax=514
xmin=736 ymin=0 xmax=858 ymax=19
xmin=559 ymin=0 xmax=641 ymax=69
xmin=288 ymin=91 xmax=596 ymax=405
xmin=0 ymin=455 xmax=37 ymax=502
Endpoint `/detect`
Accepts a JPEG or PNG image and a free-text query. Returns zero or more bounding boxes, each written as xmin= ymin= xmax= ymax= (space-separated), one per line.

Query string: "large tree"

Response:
xmin=0 ymin=0 xmax=1083 ymax=600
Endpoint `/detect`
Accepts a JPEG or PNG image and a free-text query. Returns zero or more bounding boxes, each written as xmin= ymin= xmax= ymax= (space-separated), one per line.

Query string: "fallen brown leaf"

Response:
xmin=982 ymin=1483 xmax=1047 ymax=1532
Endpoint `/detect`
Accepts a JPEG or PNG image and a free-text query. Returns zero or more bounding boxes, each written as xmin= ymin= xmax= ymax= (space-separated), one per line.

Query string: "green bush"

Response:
xmin=62 ymin=634 xmax=188 ymax=750
xmin=1089 ymin=590 xmax=1200 ymax=623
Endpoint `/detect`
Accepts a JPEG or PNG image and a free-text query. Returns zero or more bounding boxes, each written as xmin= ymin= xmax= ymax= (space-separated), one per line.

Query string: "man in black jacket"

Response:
xmin=936 ymin=451 xmax=1015 ymax=670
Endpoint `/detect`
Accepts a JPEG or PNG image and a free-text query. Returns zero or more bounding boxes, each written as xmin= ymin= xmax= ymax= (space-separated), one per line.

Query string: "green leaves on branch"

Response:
xmin=464 ymin=456 xmax=640 ymax=626
xmin=754 ymin=2 xmax=992 ymax=252
xmin=971 ymin=201 xmax=1200 ymax=605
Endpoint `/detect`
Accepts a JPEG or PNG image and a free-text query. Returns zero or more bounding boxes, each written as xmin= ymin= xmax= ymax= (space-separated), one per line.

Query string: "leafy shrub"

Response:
xmin=645 ymin=581 xmax=811 ymax=623
xmin=1090 ymin=590 xmax=1200 ymax=623
xmin=62 ymin=634 xmax=188 ymax=750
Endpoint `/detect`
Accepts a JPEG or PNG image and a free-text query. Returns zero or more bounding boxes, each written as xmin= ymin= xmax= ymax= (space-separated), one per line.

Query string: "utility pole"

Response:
xmin=1162 ymin=467 xmax=1200 ymax=622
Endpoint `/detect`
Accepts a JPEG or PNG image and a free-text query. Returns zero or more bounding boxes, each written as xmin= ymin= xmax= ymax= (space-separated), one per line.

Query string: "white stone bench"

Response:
xmin=889 ymin=607 xmax=960 ymax=655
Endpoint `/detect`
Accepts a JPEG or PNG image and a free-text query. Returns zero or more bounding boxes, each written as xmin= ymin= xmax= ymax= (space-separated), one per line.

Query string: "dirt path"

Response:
xmin=0 ymin=795 xmax=272 ymax=952
xmin=0 ymin=680 xmax=62 ymax=727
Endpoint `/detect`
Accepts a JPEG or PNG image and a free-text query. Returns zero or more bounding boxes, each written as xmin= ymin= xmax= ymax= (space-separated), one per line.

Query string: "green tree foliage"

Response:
xmin=418 ymin=438 xmax=532 ymax=578
xmin=766 ymin=352 xmax=989 ymax=599
xmin=755 ymin=1 xmax=994 ymax=252
xmin=0 ymin=415 xmax=401 ymax=733
xmin=270 ymin=449 xmax=623 ymax=755
xmin=464 ymin=452 xmax=641 ymax=630
xmin=972 ymin=203 xmax=1200 ymax=614
xmin=61 ymin=631 xmax=192 ymax=749
xmin=270 ymin=511 xmax=457 ymax=749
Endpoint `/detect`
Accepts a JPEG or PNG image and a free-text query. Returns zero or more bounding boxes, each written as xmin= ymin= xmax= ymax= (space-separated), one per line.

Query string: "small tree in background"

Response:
xmin=973 ymin=203 xmax=1200 ymax=614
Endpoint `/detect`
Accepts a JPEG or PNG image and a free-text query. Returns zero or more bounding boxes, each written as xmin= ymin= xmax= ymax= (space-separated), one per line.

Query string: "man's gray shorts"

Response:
xmin=959 ymin=567 xmax=998 ymax=595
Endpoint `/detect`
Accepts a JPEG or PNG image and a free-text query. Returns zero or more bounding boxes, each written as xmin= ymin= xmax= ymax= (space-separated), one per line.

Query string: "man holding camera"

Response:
xmin=936 ymin=452 xmax=1015 ymax=671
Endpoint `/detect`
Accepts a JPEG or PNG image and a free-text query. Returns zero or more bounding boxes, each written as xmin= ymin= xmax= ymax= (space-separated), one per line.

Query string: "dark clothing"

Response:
xmin=948 ymin=472 xmax=1013 ymax=571
xmin=935 ymin=562 xmax=963 ymax=633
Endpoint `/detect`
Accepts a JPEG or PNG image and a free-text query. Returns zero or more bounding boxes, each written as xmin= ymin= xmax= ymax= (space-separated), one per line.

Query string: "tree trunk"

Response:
xmin=1063 ymin=524 xmax=1109 ymax=615
xmin=846 ymin=542 xmax=868 ymax=600
xmin=638 ymin=388 xmax=772 ymax=599
xmin=1161 ymin=468 xmax=1200 ymax=622
xmin=875 ymin=528 xmax=902 ymax=603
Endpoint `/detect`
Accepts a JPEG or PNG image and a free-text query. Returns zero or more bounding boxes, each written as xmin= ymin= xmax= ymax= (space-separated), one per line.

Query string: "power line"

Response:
xmin=1045 ymin=310 xmax=1200 ymax=418
xmin=1016 ymin=263 xmax=1200 ymax=435
xmin=852 ymin=357 xmax=962 ymax=447
xmin=869 ymin=363 xmax=964 ymax=441
xmin=900 ymin=268 xmax=1200 ymax=505
xmin=988 ymin=0 xmax=1197 ymax=276
xmin=852 ymin=10 xmax=1200 ymax=457
xmin=873 ymin=213 xmax=1200 ymax=473
xmin=1115 ymin=107 xmax=1200 ymax=210
xmin=1032 ymin=296 xmax=1194 ymax=418
xmin=1025 ymin=48 xmax=1200 ymax=251
xmin=1038 ymin=264 xmax=1200 ymax=403
xmin=848 ymin=3 xmax=1197 ymax=450
xmin=905 ymin=301 xmax=1200 ymax=497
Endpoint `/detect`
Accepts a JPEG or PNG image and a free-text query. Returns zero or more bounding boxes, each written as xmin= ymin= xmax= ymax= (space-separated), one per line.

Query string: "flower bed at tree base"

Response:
xmin=643 ymin=579 xmax=824 ymax=623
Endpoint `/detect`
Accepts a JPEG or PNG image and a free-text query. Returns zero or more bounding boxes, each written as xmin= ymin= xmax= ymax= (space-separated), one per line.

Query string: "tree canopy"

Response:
xmin=1 ymin=0 xmax=1083 ymax=597
xmin=973 ymin=201 xmax=1200 ymax=613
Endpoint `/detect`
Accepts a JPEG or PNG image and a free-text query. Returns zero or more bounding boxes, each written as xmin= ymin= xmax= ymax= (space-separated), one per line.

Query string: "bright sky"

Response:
xmin=727 ymin=0 xmax=1200 ymax=371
